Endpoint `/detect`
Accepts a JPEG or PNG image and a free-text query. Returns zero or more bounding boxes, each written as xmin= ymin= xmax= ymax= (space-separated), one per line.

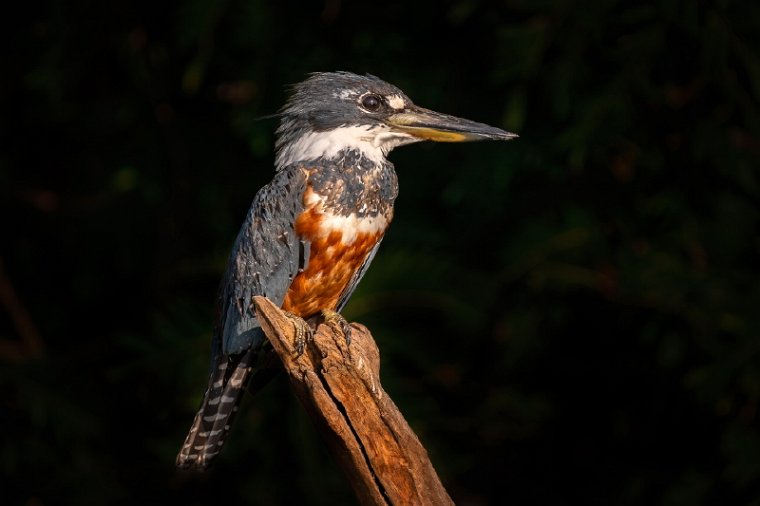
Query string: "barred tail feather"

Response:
xmin=176 ymin=348 xmax=256 ymax=470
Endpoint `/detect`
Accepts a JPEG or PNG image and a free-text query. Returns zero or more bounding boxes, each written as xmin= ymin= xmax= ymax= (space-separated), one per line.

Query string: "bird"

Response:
xmin=176 ymin=71 xmax=517 ymax=470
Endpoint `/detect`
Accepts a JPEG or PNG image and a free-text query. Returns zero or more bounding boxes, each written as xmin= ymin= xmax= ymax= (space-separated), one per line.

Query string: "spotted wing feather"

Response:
xmin=176 ymin=165 xmax=308 ymax=470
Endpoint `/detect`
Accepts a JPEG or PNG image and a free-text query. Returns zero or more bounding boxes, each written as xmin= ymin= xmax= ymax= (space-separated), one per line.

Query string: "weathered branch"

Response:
xmin=253 ymin=296 xmax=453 ymax=506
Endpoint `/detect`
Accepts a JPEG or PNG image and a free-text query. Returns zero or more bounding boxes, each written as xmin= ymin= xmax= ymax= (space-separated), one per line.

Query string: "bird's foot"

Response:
xmin=283 ymin=311 xmax=313 ymax=356
xmin=321 ymin=309 xmax=352 ymax=345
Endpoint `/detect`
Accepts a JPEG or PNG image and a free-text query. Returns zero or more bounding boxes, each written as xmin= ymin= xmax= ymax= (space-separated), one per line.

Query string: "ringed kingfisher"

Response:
xmin=176 ymin=72 xmax=516 ymax=470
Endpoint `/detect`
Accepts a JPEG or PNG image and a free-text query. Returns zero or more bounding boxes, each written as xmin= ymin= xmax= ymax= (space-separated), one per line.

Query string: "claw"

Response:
xmin=283 ymin=311 xmax=313 ymax=356
xmin=321 ymin=309 xmax=352 ymax=346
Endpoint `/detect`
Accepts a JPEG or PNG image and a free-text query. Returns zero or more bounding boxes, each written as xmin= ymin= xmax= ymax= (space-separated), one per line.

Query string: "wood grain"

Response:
xmin=253 ymin=296 xmax=453 ymax=506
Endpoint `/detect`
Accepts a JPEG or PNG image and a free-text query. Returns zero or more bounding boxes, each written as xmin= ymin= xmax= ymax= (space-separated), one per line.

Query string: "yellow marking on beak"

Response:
xmin=395 ymin=127 xmax=470 ymax=142
xmin=386 ymin=109 xmax=515 ymax=142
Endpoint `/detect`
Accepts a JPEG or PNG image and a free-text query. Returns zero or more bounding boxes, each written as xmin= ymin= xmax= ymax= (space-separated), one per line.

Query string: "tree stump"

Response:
xmin=253 ymin=296 xmax=453 ymax=506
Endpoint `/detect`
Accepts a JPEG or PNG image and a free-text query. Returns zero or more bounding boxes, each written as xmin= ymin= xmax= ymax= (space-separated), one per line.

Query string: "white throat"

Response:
xmin=275 ymin=125 xmax=420 ymax=169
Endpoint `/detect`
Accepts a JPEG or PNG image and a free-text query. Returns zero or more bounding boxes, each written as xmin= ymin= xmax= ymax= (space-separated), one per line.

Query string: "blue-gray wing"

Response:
xmin=177 ymin=165 xmax=310 ymax=470
xmin=215 ymin=165 xmax=309 ymax=357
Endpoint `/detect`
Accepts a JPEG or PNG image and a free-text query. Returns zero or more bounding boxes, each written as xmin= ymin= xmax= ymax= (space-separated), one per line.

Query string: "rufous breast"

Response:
xmin=282 ymin=186 xmax=391 ymax=317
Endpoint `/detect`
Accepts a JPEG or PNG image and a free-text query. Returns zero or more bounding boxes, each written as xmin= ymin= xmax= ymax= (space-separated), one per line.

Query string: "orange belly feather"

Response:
xmin=281 ymin=187 xmax=387 ymax=317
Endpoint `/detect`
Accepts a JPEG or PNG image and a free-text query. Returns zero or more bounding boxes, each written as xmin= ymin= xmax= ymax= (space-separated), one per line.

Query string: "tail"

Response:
xmin=176 ymin=348 xmax=256 ymax=470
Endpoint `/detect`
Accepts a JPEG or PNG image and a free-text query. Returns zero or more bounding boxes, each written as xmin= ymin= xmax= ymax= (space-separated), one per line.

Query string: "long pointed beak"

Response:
xmin=385 ymin=106 xmax=518 ymax=142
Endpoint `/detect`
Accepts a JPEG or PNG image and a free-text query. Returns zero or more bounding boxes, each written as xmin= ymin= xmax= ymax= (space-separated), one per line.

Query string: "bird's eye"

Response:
xmin=360 ymin=94 xmax=382 ymax=111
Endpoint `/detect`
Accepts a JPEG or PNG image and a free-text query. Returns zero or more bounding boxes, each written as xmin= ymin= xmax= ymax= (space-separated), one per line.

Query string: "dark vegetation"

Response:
xmin=2 ymin=1 xmax=759 ymax=504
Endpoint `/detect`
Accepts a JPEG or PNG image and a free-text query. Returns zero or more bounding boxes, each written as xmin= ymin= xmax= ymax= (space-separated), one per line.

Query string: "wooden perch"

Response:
xmin=253 ymin=296 xmax=453 ymax=506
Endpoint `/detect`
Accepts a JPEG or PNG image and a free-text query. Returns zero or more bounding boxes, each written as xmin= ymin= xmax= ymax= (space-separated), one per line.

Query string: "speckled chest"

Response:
xmin=304 ymin=150 xmax=399 ymax=219
xmin=281 ymin=150 xmax=399 ymax=316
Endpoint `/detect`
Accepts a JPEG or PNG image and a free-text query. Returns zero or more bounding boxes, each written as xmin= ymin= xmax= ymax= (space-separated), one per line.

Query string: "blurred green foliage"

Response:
xmin=2 ymin=0 xmax=759 ymax=504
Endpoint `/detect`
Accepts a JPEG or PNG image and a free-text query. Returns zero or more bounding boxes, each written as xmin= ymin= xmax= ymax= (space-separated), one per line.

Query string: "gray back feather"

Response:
xmin=216 ymin=165 xmax=308 ymax=356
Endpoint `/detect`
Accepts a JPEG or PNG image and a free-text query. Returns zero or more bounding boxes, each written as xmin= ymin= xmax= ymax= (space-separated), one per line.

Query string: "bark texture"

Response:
xmin=253 ymin=296 xmax=453 ymax=506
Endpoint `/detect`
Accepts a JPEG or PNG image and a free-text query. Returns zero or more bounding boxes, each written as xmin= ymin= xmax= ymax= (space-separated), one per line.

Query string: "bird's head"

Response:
xmin=275 ymin=72 xmax=517 ymax=169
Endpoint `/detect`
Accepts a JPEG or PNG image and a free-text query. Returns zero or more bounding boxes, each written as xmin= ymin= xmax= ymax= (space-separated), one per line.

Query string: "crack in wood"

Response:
xmin=253 ymin=296 xmax=453 ymax=506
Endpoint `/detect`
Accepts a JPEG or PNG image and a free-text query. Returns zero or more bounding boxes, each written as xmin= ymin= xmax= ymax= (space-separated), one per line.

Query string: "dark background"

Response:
xmin=2 ymin=0 xmax=759 ymax=504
